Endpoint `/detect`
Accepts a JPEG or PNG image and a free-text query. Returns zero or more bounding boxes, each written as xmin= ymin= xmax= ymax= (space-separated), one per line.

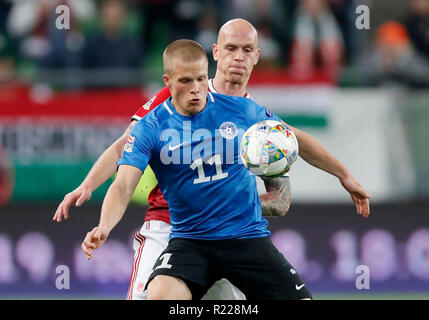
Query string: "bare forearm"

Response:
xmin=292 ymin=127 xmax=350 ymax=180
xmin=287 ymin=125 xmax=370 ymax=217
xmin=98 ymin=180 xmax=134 ymax=233
xmin=80 ymin=122 xmax=135 ymax=192
xmin=98 ymin=164 xmax=142 ymax=233
xmin=80 ymin=144 xmax=121 ymax=191
xmin=259 ymin=177 xmax=291 ymax=217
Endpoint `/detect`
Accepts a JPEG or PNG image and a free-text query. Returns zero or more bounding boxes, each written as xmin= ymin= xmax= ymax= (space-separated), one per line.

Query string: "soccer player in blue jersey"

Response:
xmin=82 ymin=39 xmax=313 ymax=299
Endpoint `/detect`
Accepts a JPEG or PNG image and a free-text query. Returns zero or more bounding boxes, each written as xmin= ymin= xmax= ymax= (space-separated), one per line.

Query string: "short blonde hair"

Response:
xmin=163 ymin=39 xmax=208 ymax=76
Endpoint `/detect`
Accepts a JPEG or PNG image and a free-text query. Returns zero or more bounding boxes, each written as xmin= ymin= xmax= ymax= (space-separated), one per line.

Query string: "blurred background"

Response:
xmin=1 ymin=0 xmax=429 ymax=299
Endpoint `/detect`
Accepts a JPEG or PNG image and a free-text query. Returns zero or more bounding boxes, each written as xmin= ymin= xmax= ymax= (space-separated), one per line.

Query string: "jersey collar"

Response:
xmin=208 ymin=78 xmax=250 ymax=99
xmin=208 ymin=78 xmax=218 ymax=94
xmin=164 ymin=93 xmax=215 ymax=120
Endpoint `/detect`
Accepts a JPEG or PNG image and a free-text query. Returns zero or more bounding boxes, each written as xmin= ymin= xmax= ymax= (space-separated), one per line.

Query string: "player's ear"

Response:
xmin=163 ymin=74 xmax=170 ymax=88
xmin=254 ymin=47 xmax=261 ymax=66
xmin=212 ymin=43 xmax=219 ymax=61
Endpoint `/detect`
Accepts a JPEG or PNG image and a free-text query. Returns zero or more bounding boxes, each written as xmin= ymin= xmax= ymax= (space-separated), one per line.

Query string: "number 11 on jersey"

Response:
xmin=189 ymin=154 xmax=228 ymax=184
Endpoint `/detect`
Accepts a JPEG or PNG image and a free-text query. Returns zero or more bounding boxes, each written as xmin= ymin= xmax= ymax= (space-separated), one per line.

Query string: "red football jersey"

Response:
xmin=132 ymin=80 xmax=251 ymax=225
xmin=132 ymin=86 xmax=172 ymax=224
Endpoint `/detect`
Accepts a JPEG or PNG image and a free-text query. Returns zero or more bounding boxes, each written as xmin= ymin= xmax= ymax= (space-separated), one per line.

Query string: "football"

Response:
xmin=240 ymin=120 xmax=299 ymax=177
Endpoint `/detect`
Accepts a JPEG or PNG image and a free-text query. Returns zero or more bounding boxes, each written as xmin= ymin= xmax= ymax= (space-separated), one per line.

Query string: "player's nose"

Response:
xmin=190 ymin=80 xmax=200 ymax=94
xmin=234 ymin=48 xmax=244 ymax=61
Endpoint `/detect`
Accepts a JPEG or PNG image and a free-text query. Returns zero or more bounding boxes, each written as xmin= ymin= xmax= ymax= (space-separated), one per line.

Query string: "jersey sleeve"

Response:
xmin=117 ymin=119 xmax=158 ymax=173
xmin=261 ymin=105 xmax=284 ymax=124
xmin=247 ymin=99 xmax=283 ymax=124
xmin=131 ymin=86 xmax=171 ymax=121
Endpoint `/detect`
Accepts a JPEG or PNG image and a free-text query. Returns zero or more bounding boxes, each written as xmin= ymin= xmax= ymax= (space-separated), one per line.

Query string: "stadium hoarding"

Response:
xmin=0 ymin=202 xmax=428 ymax=298
xmin=1 ymin=87 xmax=418 ymax=204
xmin=0 ymin=87 xmax=155 ymax=204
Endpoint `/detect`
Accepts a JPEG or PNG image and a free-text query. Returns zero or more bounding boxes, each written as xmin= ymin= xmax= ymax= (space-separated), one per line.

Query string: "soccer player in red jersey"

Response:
xmin=56 ymin=19 xmax=371 ymax=300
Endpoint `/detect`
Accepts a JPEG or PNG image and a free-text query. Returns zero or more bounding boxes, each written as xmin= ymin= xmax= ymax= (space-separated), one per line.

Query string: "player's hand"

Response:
xmin=339 ymin=174 xmax=371 ymax=218
xmin=82 ymin=226 xmax=110 ymax=260
xmin=53 ymin=185 xmax=92 ymax=222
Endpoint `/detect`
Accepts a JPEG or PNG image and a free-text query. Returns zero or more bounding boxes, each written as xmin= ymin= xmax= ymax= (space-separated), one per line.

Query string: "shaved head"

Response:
xmin=212 ymin=18 xmax=260 ymax=90
xmin=217 ymin=18 xmax=258 ymax=47
xmin=162 ymin=39 xmax=208 ymax=116
xmin=163 ymin=39 xmax=208 ymax=76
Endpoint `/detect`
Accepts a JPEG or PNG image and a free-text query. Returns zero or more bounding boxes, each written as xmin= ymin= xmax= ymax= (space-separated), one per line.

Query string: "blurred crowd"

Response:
xmin=1 ymin=0 xmax=429 ymax=89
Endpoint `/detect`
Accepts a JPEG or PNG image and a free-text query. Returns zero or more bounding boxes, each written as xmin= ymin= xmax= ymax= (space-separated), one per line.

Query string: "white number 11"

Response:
xmin=189 ymin=154 xmax=228 ymax=184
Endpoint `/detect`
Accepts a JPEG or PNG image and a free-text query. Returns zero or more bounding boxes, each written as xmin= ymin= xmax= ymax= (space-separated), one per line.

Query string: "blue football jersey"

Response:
xmin=118 ymin=92 xmax=283 ymax=240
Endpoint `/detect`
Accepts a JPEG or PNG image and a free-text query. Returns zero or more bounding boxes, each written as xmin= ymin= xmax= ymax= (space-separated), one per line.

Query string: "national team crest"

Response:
xmin=219 ymin=122 xmax=238 ymax=140
xmin=124 ymin=136 xmax=135 ymax=152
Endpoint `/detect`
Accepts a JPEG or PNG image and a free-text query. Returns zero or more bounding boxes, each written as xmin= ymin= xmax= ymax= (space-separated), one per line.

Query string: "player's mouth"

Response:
xmin=230 ymin=64 xmax=246 ymax=69
xmin=228 ymin=65 xmax=246 ymax=74
xmin=189 ymin=98 xmax=201 ymax=104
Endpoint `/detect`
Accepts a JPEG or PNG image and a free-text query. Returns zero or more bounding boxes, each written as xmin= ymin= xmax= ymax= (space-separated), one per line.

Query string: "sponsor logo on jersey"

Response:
xmin=124 ymin=136 xmax=135 ymax=152
xmin=142 ymin=96 xmax=156 ymax=110
xmin=219 ymin=121 xmax=238 ymax=140
xmin=168 ymin=142 xmax=184 ymax=151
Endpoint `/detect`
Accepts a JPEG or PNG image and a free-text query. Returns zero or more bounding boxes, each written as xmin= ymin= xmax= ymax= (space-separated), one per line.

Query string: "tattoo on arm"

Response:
xmin=259 ymin=176 xmax=291 ymax=217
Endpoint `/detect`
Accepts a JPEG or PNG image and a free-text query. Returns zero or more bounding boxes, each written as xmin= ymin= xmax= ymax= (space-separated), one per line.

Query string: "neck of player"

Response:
xmin=212 ymin=75 xmax=248 ymax=97
xmin=172 ymin=97 xmax=208 ymax=116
